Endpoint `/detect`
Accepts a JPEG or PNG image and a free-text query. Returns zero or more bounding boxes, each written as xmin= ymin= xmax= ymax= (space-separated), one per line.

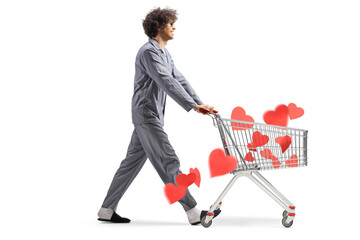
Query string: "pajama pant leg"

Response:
xmin=101 ymin=122 xmax=197 ymax=212
xmin=101 ymin=129 xmax=148 ymax=211
xmin=135 ymin=122 xmax=197 ymax=211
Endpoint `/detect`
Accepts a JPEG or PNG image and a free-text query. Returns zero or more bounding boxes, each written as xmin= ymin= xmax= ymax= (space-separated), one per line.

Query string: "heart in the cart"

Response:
xmin=275 ymin=135 xmax=292 ymax=153
xmin=231 ymin=107 xmax=254 ymax=130
xmin=164 ymin=183 xmax=187 ymax=204
xmin=247 ymin=143 xmax=257 ymax=152
xmin=209 ymin=148 xmax=238 ymax=177
xmin=249 ymin=131 xmax=270 ymax=150
xmin=176 ymin=173 xmax=196 ymax=188
xmin=271 ymin=158 xmax=281 ymax=169
xmin=245 ymin=152 xmax=255 ymax=162
xmin=189 ymin=168 xmax=201 ymax=187
xmin=263 ymin=104 xmax=289 ymax=127
xmin=285 ymin=155 xmax=299 ymax=168
xmin=288 ymin=103 xmax=304 ymax=120
xmin=260 ymin=148 xmax=281 ymax=169
xmin=260 ymin=148 xmax=277 ymax=160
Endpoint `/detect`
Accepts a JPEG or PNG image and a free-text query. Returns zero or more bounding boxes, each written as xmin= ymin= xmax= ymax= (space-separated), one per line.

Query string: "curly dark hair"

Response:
xmin=142 ymin=7 xmax=178 ymax=38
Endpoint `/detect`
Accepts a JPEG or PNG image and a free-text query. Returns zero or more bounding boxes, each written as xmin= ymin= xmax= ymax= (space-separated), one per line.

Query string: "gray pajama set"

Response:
xmin=100 ymin=38 xmax=204 ymax=217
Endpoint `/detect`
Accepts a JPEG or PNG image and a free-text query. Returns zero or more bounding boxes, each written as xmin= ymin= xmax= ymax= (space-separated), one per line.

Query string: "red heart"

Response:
xmin=189 ymin=168 xmax=201 ymax=187
xmin=247 ymin=143 xmax=257 ymax=152
xmin=164 ymin=183 xmax=187 ymax=204
xmin=252 ymin=131 xmax=269 ymax=148
xmin=288 ymin=103 xmax=304 ymax=120
xmin=247 ymin=131 xmax=269 ymax=151
xmin=176 ymin=173 xmax=196 ymax=188
xmin=263 ymin=104 xmax=289 ymax=127
xmin=285 ymin=155 xmax=299 ymax=167
xmin=209 ymin=148 xmax=238 ymax=178
xmin=260 ymin=148 xmax=277 ymax=160
xmin=231 ymin=107 xmax=254 ymax=130
xmin=260 ymin=149 xmax=281 ymax=168
xmin=271 ymin=158 xmax=281 ymax=169
xmin=275 ymin=135 xmax=292 ymax=153
xmin=244 ymin=152 xmax=255 ymax=162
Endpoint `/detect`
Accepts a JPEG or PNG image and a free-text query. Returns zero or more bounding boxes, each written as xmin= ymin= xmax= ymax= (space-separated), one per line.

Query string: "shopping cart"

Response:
xmin=199 ymin=109 xmax=308 ymax=228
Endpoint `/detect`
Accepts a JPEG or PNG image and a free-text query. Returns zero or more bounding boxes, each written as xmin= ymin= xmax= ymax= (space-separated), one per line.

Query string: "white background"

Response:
xmin=1 ymin=0 xmax=359 ymax=239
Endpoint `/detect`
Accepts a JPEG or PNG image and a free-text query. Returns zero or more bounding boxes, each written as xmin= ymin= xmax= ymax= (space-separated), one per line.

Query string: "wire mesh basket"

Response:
xmin=213 ymin=117 xmax=308 ymax=171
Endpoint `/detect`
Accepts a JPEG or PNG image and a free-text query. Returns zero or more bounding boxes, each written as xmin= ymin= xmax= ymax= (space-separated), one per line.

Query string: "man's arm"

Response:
xmin=171 ymin=59 xmax=215 ymax=114
xmin=141 ymin=49 xmax=197 ymax=112
xmin=171 ymin=62 xmax=204 ymax=106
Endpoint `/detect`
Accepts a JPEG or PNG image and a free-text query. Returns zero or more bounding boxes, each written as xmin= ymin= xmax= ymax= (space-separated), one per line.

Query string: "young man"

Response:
xmin=97 ymin=7 xmax=219 ymax=225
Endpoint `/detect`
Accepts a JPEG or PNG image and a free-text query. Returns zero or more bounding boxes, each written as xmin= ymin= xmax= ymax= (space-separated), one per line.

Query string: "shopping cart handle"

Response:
xmin=199 ymin=108 xmax=218 ymax=114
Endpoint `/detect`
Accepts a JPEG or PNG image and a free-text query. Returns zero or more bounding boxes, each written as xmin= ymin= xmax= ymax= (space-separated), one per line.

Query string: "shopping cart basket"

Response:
xmin=199 ymin=109 xmax=308 ymax=228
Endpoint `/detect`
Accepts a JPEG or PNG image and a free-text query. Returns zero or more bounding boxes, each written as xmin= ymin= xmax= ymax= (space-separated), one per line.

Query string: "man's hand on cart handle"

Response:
xmin=194 ymin=104 xmax=217 ymax=114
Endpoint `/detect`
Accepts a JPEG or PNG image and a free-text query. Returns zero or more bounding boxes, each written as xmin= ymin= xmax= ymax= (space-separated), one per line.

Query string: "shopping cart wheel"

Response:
xmin=282 ymin=210 xmax=288 ymax=218
xmin=282 ymin=217 xmax=293 ymax=228
xmin=200 ymin=216 xmax=212 ymax=228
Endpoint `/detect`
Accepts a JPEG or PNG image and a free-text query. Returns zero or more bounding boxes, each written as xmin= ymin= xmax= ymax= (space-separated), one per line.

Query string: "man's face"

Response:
xmin=158 ymin=21 xmax=176 ymax=40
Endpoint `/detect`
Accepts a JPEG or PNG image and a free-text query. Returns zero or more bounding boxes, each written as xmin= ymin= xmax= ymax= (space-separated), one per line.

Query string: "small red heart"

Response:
xmin=189 ymin=168 xmax=201 ymax=187
xmin=231 ymin=107 xmax=254 ymax=130
xmin=260 ymin=149 xmax=281 ymax=168
xmin=209 ymin=148 xmax=238 ymax=178
xmin=164 ymin=183 xmax=187 ymax=204
xmin=288 ymin=103 xmax=304 ymax=120
xmin=244 ymin=152 xmax=255 ymax=162
xmin=247 ymin=143 xmax=257 ymax=152
xmin=271 ymin=158 xmax=281 ymax=169
xmin=263 ymin=104 xmax=289 ymax=127
xmin=260 ymin=148 xmax=277 ymax=160
xmin=275 ymin=135 xmax=292 ymax=153
xmin=176 ymin=173 xmax=196 ymax=188
xmin=285 ymin=155 xmax=299 ymax=167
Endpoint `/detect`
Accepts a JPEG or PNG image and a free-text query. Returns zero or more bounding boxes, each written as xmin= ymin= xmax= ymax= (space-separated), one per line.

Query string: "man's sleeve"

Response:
xmin=171 ymin=60 xmax=204 ymax=106
xmin=141 ymin=49 xmax=197 ymax=112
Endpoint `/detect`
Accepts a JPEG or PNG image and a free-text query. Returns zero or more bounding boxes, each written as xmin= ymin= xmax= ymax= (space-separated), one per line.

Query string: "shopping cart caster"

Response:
xmin=282 ymin=210 xmax=288 ymax=218
xmin=201 ymin=216 xmax=212 ymax=228
xmin=282 ymin=217 xmax=294 ymax=228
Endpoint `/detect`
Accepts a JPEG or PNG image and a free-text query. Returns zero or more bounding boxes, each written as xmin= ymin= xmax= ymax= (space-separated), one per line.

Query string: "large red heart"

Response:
xmin=263 ymin=104 xmax=289 ymax=127
xmin=244 ymin=152 xmax=255 ymax=162
xmin=288 ymin=103 xmax=304 ymax=120
xmin=164 ymin=183 xmax=187 ymax=204
xmin=176 ymin=173 xmax=196 ymax=188
xmin=275 ymin=135 xmax=292 ymax=153
xmin=189 ymin=168 xmax=201 ymax=187
xmin=285 ymin=155 xmax=299 ymax=167
xmin=231 ymin=107 xmax=254 ymax=130
xmin=209 ymin=148 xmax=238 ymax=178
